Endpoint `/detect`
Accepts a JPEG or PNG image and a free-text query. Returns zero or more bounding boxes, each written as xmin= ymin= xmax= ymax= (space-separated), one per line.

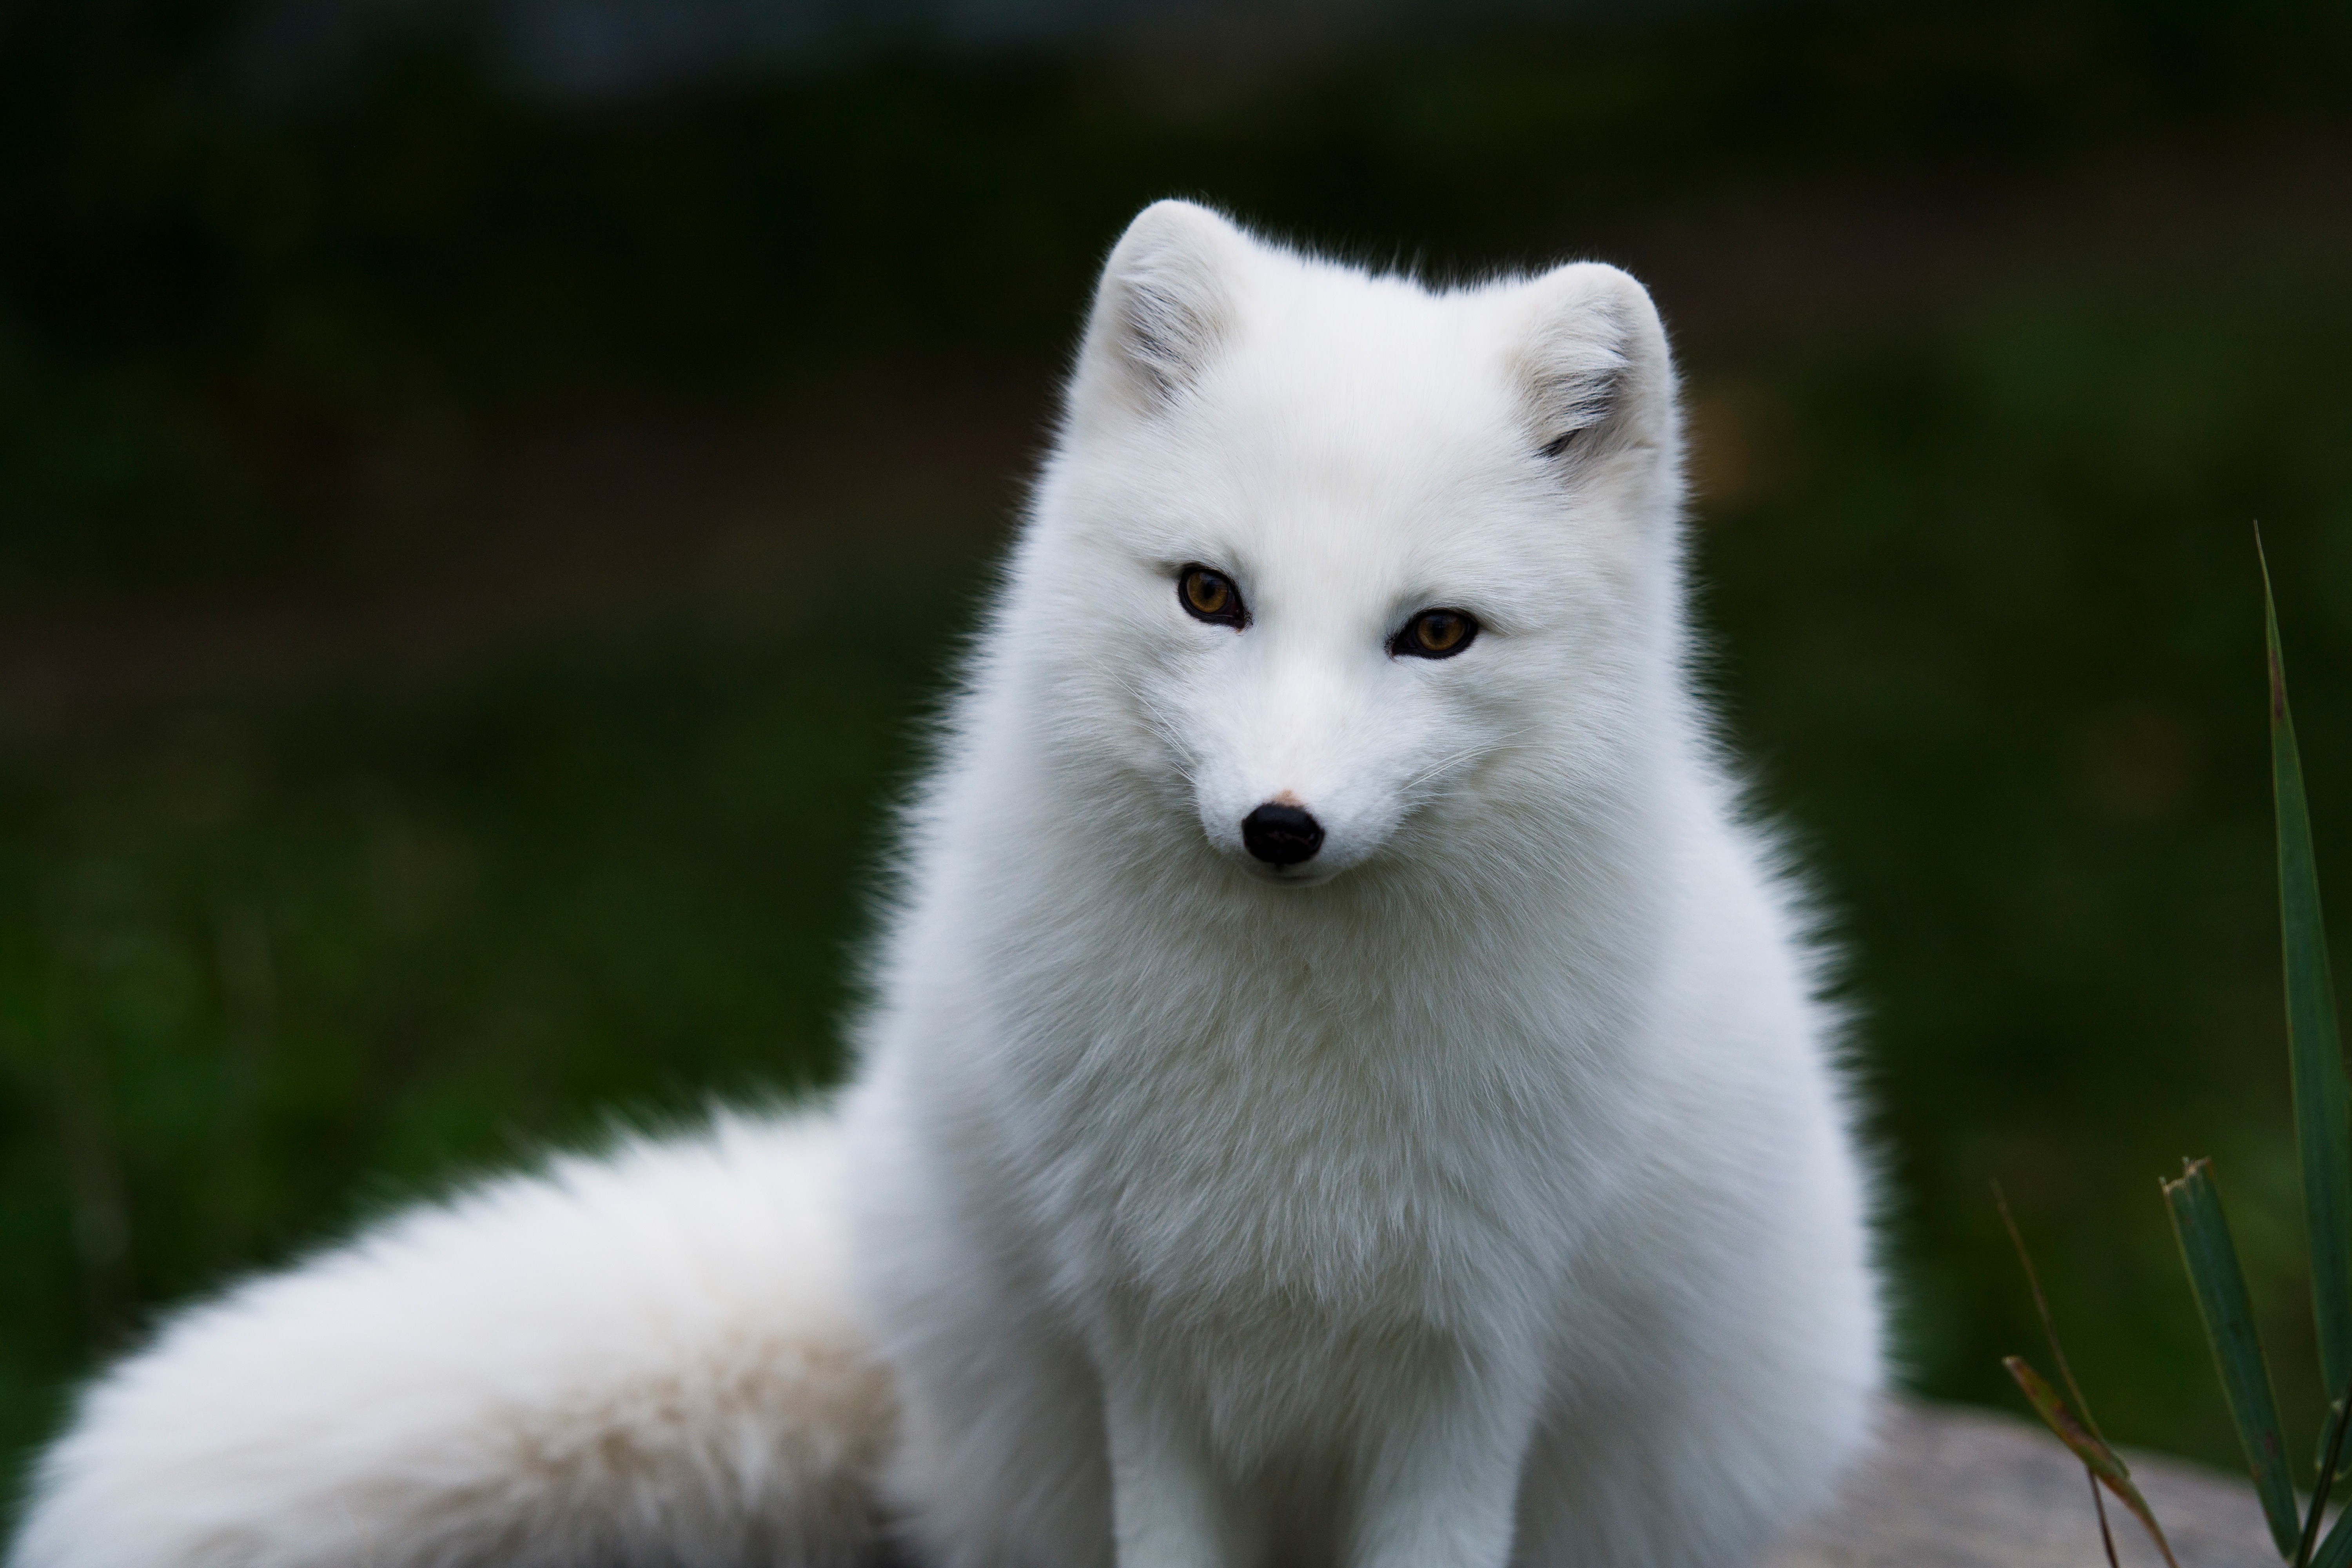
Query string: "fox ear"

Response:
xmin=1510 ymin=262 xmax=1679 ymax=476
xmin=1074 ymin=200 xmax=1249 ymax=415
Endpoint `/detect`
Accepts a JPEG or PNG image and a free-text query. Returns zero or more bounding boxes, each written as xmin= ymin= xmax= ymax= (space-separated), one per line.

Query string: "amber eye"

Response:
xmin=1394 ymin=609 xmax=1477 ymax=659
xmin=1179 ymin=566 xmax=1247 ymax=628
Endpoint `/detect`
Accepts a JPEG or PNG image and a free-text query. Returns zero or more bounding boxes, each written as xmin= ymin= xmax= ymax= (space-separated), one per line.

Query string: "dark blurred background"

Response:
xmin=5 ymin=0 xmax=2352 ymax=1520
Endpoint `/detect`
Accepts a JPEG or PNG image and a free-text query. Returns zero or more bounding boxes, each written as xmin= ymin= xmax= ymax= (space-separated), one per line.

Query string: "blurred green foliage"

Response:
xmin=5 ymin=0 xmax=2345 ymax=591
xmin=1704 ymin=267 xmax=2352 ymax=1458
xmin=5 ymin=0 xmax=2352 ymax=1528
xmin=0 ymin=579 xmax=982 ymax=1472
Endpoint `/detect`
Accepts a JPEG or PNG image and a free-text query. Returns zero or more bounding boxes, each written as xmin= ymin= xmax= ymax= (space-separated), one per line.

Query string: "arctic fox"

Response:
xmin=11 ymin=201 xmax=1881 ymax=1568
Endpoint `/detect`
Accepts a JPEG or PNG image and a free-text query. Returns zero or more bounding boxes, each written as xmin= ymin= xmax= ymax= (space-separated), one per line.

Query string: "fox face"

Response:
xmin=1016 ymin=201 xmax=1686 ymax=891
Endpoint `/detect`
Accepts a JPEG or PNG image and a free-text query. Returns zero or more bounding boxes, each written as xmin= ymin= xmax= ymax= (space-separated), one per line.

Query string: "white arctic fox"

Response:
xmin=12 ymin=201 xmax=1881 ymax=1568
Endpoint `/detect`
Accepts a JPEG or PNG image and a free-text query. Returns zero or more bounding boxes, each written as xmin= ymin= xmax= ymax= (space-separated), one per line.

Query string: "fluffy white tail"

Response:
xmin=10 ymin=1108 xmax=899 ymax=1568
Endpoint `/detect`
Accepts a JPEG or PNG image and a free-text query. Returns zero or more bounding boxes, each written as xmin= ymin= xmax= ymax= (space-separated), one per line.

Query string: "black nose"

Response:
xmin=1241 ymin=802 xmax=1324 ymax=866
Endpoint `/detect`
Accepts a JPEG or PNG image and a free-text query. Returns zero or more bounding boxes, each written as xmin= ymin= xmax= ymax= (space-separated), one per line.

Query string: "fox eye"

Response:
xmin=1393 ymin=609 xmax=1478 ymax=660
xmin=1178 ymin=565 xmax=1247 ymax=628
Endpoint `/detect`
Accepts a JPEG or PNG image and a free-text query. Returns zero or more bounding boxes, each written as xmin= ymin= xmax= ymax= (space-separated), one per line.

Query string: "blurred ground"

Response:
xmin=1767 ymin=1401 xmax=2276 ymax=1568
xmin=5 ymin=0 xmax=2352 ymax=1525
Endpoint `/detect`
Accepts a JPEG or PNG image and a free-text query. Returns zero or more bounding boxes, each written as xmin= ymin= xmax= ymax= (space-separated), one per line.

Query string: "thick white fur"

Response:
xmin=11 ymin=1111 xmax=895 ymax=1567
xmin=844 ymin=202 xmax=1879 ymax=1568
xmin=12 ymin=202 xmax=1880 ymax=1568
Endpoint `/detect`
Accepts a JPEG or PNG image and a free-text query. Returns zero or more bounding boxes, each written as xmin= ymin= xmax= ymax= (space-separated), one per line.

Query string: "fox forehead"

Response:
xmin=1134 ymin=263 xmax=1535 ymax=499
xmin=1061 ymin=280 xmax=1593 ymax=631
xmin=1043 ymin=200 xmax=1677 ymax=639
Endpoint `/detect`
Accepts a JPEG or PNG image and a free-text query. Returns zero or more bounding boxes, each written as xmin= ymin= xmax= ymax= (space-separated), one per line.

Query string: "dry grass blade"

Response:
xmin=1996 ymin=1181 xmax=2123 ymax=1568
xmin=1997 ymin=1181 xmax=2115 ymax=1452
xmin=2091 ymin=1468 xmax=2123 ymax=1568
xmin=2004 ymin=1357 xmax=2181 ymax=1568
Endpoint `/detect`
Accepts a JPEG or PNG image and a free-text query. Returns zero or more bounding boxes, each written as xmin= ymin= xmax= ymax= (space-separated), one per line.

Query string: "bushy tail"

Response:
xmin=9 ymin=1108 xmax=900 ymax=1568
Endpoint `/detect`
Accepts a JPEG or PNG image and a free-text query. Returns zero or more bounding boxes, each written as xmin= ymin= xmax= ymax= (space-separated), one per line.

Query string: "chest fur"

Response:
xmin=980 ymin=916 xmax=1641 ymax=1339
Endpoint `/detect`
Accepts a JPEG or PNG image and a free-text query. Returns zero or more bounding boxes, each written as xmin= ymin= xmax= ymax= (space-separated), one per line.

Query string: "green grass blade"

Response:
xmin=2263 ymin=540 xmax=2352 ymax=1401
xmin=2298 ymin=1395 xmax=2352 ymax=1567
xmin=2004 ymin=1356 xmax=2181 ymax=1568
xmin=2313 ymin=1493 xmax=2352 ymax=1568
xmin=2165 ymin=1158 xmax=2303 ymax=1558
xmin=2305 ymin=1495 xmax=2352 ymax=1568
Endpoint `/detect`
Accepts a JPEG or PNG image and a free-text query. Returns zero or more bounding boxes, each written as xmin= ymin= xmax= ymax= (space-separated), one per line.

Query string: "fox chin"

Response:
xmin=12 ymin=201 xmax=1882 ymax=1568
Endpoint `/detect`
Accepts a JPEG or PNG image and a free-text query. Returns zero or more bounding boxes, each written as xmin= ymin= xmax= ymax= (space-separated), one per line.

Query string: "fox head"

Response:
xmin=1005 ymin=200 xmax=1690 ymax=895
